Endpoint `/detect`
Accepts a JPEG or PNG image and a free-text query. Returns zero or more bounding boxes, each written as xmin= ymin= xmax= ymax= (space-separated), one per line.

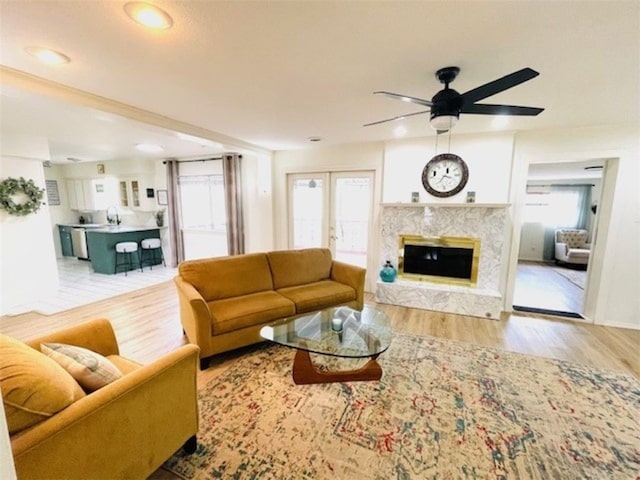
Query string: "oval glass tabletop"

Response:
xmin=260 ymin=305 xmax=392 ymax=358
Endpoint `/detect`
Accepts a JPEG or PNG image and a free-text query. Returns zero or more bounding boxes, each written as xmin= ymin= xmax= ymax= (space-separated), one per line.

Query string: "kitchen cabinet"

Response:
xmin=66 ymin=178 xmax=118 ymax=211
xmin=58 ymin=226 xmax=74 ymax=257
xmin=118 ymin=177 xmax=150 ymax=210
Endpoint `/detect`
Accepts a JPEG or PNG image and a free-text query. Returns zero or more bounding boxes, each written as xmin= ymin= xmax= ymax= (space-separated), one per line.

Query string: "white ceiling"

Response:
xmin=0 ymin=1 xmax=638 ymax=164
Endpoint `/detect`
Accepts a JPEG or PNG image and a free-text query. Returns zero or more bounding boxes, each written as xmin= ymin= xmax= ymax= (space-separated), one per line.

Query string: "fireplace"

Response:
xmin=398 ymin=234 xmax=480 ymax=286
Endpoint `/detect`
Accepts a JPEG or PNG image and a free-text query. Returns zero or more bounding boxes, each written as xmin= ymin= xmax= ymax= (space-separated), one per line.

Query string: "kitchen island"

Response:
xmin=86 ymin=226 xmax=163 ymax=274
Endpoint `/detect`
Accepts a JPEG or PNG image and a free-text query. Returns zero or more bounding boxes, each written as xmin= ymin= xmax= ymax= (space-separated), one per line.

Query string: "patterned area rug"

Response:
xmin=163 ymin=334 xmax=640 ymax=479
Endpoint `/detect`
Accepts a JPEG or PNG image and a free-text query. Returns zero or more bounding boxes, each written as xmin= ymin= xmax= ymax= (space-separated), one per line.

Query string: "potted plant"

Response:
xmin=154 ymin=209 xmax=166 ymax=227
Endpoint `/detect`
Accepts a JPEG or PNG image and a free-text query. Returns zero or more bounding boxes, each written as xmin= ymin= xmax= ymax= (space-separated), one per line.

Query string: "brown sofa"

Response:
xmin=4 ymin=318 xmax=200 ymax=480
xmin=174 ymin=248 xmax=366 ymax=368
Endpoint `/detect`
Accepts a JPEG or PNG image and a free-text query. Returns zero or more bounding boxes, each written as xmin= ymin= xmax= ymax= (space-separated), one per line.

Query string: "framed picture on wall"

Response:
xmin=157 ymin=189 xmax=168 ymax=205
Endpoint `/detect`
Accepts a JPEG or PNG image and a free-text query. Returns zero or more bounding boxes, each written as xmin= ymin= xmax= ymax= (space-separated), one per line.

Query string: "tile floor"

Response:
xmin=6 ymin=257 xmax=178 ymax=316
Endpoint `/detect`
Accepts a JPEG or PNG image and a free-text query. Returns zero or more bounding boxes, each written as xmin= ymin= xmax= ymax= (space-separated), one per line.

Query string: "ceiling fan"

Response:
xmin=364 ymin=66 xmax=544 ymax=133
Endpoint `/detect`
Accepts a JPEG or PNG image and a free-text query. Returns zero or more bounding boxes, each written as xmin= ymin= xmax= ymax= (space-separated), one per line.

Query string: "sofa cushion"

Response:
xmin=41 ymin=343 xmax=123 ymax=392
xmin=0 ymin=333 xmax=86 ymax=434
xmin=179 ymin=253 xmax=274 ymax=301
xmin=208 ymin=291 xmax=295 ymax=334
xmin=267 ymin=248 xmax=333 ymax=289
xmin=277 ymin=280 xmax=356 ymax=313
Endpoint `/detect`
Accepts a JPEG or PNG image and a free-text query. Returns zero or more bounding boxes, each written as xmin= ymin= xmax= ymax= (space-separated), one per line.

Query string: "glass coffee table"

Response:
xmin=260 ymin=305 xmax=392 ymax=385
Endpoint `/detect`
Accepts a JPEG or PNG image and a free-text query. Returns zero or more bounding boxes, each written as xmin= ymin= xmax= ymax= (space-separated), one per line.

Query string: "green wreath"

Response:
xmin=0 ymin=177 xmax=46 ymax=216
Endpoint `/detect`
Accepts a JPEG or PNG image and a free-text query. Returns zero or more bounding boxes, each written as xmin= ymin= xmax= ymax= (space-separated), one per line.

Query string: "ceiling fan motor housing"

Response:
xmin=430 ymin=88 xmax=463 ymax=121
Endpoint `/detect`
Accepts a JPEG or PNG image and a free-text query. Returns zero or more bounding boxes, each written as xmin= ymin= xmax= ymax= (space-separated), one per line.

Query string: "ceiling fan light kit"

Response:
xmin=365 ymin=66 xmax=544 ymax=134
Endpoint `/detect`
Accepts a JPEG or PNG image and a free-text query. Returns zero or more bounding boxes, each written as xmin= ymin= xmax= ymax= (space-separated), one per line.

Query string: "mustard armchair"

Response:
xmin=5 ymin=318 xmax=200 ymax=480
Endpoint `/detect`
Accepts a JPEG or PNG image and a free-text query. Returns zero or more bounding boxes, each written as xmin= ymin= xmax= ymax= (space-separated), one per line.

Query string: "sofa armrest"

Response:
xmin=330 ymin=261 xmax=366 ymax=310
xmin=555 ymin=242 xmax=568 ymax=260
xmin=174 ymin=276 xmax=213 ymax=358
xmin=11 ymin=344 xmax=200 ymax=480
xmin=25 ymin=318 xmax=119 ymax=357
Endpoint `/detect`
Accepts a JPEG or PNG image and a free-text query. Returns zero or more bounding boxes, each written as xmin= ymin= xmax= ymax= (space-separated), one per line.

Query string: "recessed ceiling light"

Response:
xmin=394 ymin=125 xmax=407 ymax=137
xmin=135 ymin=143 xmax=164 ymax=153
xmin=25 ymin=46 xmax=70 ymax=65
xmin=491 ymin=115 xmax=509 ymax=129
xmin=124 ymin=2 xmax=173 ymax=30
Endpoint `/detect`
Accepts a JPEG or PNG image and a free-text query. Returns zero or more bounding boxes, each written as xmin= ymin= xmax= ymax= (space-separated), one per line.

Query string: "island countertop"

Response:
xmin=89 ymin=225 xmax=165 ymax=233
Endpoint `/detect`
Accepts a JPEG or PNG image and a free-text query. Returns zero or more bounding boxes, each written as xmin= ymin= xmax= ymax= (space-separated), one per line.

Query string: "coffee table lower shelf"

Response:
xmin=291 ymin=348 xmax=383 ymax=385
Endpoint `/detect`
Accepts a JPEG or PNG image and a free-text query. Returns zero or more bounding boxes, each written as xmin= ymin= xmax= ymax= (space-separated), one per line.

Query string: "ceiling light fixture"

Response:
xmin=25 ymin=46 xmax=70 ymax=65
xmin=394 ymin=125 xmax=407 ymax=137
xmin=124 ymin=2 xmax=173 ymax=30
xmin=491 ymin=115 xmax=509 ymax=129
xmin=135 ymin=143 xmax=164 ymax=153
xmin=430 ymin=114 xmax=458 ymax=132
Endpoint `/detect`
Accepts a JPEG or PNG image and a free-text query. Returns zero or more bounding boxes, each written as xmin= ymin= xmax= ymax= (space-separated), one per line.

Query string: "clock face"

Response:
xmin=422 ymin=153 xmax=469 ymax=198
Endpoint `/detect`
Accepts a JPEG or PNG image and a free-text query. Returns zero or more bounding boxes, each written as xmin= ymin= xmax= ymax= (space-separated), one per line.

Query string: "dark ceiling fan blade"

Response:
xmin=460 ymin=103 xmax=544 ymax=116
xmin=460 ymin=68 xmax=540 ymax=105
xmin=373 ymin=91 xmax=433 ymax=107
xmin=363 ymin=109 xmax=431 ymax=127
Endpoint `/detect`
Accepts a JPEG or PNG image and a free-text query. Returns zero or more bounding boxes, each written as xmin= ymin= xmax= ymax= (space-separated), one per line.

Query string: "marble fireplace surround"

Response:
xmin=376 ymin=203 xmax=509 ymax=319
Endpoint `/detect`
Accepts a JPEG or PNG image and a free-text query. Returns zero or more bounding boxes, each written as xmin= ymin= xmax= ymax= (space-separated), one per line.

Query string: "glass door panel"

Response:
xmin=331 ymin=173 xmax=373 ymax=268
xmin=288 ymin=171 xmax=374 ymax=272
xmin=289 ymin=174 xmax=329 ymax=249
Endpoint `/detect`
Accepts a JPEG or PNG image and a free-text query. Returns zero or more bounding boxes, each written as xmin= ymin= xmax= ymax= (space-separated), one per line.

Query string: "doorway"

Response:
xmin=287 ymin=171 xmax=374 ymax=279
xmin=512 ymin=160 xmax=603 ymax=318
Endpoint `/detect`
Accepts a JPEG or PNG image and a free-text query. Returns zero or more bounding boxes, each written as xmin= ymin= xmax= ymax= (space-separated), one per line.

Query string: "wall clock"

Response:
xmin=421 ymin=153 xmax=469 ymax=198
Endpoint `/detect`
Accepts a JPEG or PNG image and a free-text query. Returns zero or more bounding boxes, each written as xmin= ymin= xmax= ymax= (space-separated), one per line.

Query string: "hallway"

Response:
xmin=513 ymin=261 xmax=586 ymax=316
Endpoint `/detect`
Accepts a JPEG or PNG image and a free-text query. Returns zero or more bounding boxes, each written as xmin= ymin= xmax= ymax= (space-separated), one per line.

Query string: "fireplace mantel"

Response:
xmin=381 ymin=203 xmax=511 ymax=208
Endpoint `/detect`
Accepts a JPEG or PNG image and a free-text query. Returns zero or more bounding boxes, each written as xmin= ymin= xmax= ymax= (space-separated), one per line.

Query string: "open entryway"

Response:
xmin=513 ymin=159 xmax=604 ymax=318
xmin=287 ymin=171 xmax=374 ymax=281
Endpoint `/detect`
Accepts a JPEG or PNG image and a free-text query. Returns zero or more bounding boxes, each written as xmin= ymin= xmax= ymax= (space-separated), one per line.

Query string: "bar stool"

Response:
xmin=114 ymin=241 xmax=142 ymax=276
xmin=140 ymin=238 xmax=165 ymax=270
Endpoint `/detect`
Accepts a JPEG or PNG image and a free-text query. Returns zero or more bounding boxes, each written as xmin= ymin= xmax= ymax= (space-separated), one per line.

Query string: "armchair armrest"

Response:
xmin=174 ymin=276 xmax=213 ymax=358
xmin=555 ymin=242 xmax=568 ymax=260
xmin=25 ymin=318 xmax=119 ymax=357
xmin=330 ymin=261 xmax=366 ymax=310
xmin=11 ymin=343 xmax=200 ymax=480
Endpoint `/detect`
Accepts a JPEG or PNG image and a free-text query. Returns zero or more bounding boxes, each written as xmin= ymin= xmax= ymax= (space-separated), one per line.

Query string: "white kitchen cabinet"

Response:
xmin=66 ymin=178 xmax=118 ymax=211
xmin=118 ymin=177 xmax=152 ymax=210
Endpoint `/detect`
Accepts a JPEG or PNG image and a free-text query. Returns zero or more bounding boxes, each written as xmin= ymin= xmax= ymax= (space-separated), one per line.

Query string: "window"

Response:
xmin=523 ymin=186 xmax=584 ymax=227
xmin=178 ymin=175 xmax=227 ymax=231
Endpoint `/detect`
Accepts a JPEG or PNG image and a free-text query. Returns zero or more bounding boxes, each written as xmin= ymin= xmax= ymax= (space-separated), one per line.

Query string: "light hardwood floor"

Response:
xmin=1 ymin=282 xmax=638 ymax=378
xmin=514 ymin=261 xmax=586 ymax=314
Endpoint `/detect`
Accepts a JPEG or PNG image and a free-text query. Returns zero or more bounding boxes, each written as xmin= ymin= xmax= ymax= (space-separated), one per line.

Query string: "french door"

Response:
xmin=287 ymin=171 xmax=374 ymax=273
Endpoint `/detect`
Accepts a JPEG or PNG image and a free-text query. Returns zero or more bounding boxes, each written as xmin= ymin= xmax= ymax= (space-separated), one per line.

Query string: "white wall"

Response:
xmin=509 ymin=124 xmax=640 ymax=329
xmin=0 ymin=157 xmax=58 ymax=315
xmin=383 ymin=132 xmax=515 ymax=204
xmin=242 ymin=152 xmax=274 ymax=253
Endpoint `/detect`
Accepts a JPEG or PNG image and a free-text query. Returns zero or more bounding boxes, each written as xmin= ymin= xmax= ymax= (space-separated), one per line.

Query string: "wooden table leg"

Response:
xmin=291 ymin=349 xmax=383 ymax=385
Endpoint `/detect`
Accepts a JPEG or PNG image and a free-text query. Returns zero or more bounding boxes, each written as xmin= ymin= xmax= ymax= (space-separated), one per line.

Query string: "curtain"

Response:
xmin=542 ymin=184 xmax=592 ymax=261
xmin=222 ymin=153 xmax=245 ymax=255
xmin=165 ymin=159 xmax=184 ymax=267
